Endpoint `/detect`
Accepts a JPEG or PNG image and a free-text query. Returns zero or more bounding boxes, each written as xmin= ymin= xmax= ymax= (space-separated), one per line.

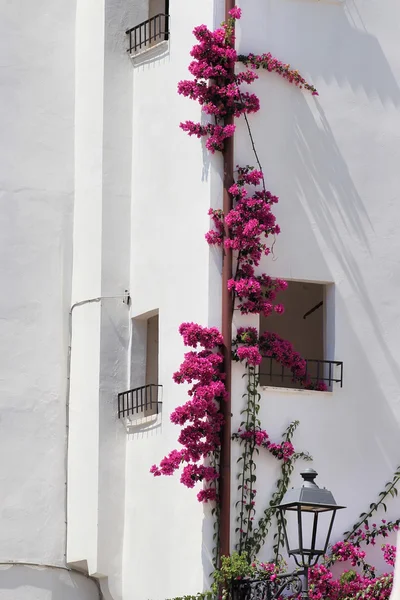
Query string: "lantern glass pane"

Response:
xmin=280 ymin=508 xmax=300 ymax=553
xmin=312 ymin=509 xmax=335 ymax=553
xmin=300 ymin=510 xmax=316 ymax=553
xmin=281 ymin=505 xmax=336 ymax=558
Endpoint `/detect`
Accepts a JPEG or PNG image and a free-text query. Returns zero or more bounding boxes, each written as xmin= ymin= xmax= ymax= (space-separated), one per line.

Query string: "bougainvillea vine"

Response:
xmin=151 ymin=6 xmax=323 ymax=507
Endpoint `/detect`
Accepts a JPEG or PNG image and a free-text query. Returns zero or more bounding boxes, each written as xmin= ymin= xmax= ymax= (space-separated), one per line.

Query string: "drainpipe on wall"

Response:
xmin=219 ymin=0 xmax=235 ymax=560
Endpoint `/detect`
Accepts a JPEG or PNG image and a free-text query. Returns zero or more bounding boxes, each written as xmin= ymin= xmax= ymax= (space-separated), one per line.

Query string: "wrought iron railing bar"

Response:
xmin=126 ymin=14 xmax=169 ymax=54
xmin=258 ymin=357 xmax=343 ymax=387
xmin=125 ymin=14 xmax=166 ymax=35
xmin=340 ymin=362 xmax=343 ymax=388
xmin=118 ymin=384 xmax=163 ymax=418
xmin=164 ymin=0 xmax=169 ymax=41
xmin=232 ymin=571 xmax=305 ymax=600
xmin=301 ymin=358 xmax=342 ymax=365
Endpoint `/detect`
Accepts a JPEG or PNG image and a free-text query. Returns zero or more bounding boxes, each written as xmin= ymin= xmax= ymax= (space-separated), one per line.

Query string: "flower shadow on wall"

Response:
xmin=291 ymin=95 xmax=400 ymax=391
xmin=241 ymin=80 xmax=400 ymax=559
xmin=236 ymin=66 xmax=400 ymax=391
xmin=239 ymin=0 xmax=400 ymax=107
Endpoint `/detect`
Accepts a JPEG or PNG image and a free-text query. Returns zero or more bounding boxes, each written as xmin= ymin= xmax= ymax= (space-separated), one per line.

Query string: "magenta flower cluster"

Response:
xmin=309 ymin=563 xmax=393 ymax=600
xmin=238 ymin=52 xmax=319 ymax=95
xmin=306 ymin=530 xmax=398 ymax=599
xmin=207 ymin=167 xmax=282 ymax=292
xmin=232 ymin=326 xmax=327 ymax=390
xmin=150 ymin=323 xmax=226 ymax=503
xmin=330 ymin=541 xmax=366 ymax=566
xmin=178 ymin=10 xmax=259 ymax=153
xmin=238 ymin=534 xmax=396 ymax=600
xmin=245 ymin=536 xmax=396 ymax=599
xmin=240 ymin=533 xmax=396 ymax=599
xmin=382 ymin=544 xmax=396 ymax=567
xmin=235 ymin=427 xmax=295 ymax=462
xmin=348 ymin=519 xmax=400 ymax=547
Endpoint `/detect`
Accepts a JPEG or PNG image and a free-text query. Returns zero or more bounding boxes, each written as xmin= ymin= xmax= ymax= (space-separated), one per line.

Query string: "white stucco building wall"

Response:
xmin=0 ymin=1 xmax=98 ymax=598
xmin=2 ymin=0 xmax=400 ymax=598
xmin=68 ymin=0 xmax=134 ymax=598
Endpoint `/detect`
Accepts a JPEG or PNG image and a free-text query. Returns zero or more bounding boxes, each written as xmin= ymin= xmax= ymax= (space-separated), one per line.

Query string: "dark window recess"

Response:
xmin=118 ymin=384 xmax=162 ymax=418
xmin=259 ymin=281 xmax=342 ymax=390
xmin=121 ymin=313 xmax=161 ymax=419
xmin=259 ymin=358 xmax=343 ymax=389
xmin=126 ymin=0 xmax=169 ymax=54
xmin=145 ymin=314 xmax=159 ymax=416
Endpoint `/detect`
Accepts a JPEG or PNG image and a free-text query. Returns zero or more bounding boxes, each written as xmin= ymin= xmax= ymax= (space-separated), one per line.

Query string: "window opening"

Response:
xmin=118 ymin=311 xmax=162 ymax=419
xmin=259 ymin=281 xmax=340 ymax=389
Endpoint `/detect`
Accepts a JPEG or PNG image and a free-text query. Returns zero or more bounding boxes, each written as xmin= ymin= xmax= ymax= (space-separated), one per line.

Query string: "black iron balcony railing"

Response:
xmin=118 ymin=384 xmax=162 ymax=418
xmin=259 ymin=358 xmax=343 ymax=389
xmin=126 ymin=13 xmax=169 ymax=55
xmin=232 ymin=573 xmax=304 ymax=600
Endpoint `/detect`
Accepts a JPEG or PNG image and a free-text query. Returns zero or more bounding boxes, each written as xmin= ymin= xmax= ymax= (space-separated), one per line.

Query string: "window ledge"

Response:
xmin=260 ymin=385 xmax=333 ymax=395
xmin=122 ymin=412 xmax=160 ymax=432
xmin=129 ymin=39 xmax=169 ymax=61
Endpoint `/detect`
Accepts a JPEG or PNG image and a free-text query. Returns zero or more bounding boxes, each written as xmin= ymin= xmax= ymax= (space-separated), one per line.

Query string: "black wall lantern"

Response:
xmin=276 ymin=468 xmax=345 ymax=597
xmin=232 ymin=469 xmax=345 ymax=600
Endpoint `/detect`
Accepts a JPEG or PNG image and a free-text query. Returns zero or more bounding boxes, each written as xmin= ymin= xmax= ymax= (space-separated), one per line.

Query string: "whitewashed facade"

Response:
xmin=1 ymin=0 xmax=400 ymax=599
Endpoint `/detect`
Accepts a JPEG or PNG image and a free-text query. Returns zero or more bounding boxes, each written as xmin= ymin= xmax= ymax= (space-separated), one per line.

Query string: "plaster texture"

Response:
xmin=2 ymin=0 xmax=400 ymax=598
xmin=0 ymin=1 xmax=89 ymax=598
